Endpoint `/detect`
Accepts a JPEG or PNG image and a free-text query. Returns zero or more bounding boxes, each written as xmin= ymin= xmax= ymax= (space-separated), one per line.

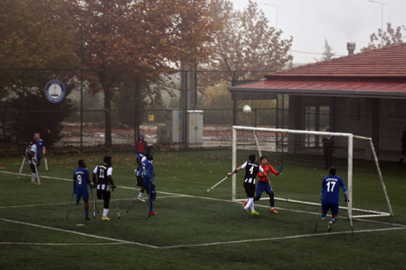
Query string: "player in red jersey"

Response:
xmin=243 ymin=156 xmax=282 ymax=213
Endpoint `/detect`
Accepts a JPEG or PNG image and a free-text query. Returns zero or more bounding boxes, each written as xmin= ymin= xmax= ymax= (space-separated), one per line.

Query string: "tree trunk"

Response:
xmin=104 ymin=87 xmax=112 ymax=147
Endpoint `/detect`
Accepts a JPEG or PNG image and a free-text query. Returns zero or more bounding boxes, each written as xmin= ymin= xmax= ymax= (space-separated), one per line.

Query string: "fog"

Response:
xmin=233 ymin=0 xmax=406 ymax=63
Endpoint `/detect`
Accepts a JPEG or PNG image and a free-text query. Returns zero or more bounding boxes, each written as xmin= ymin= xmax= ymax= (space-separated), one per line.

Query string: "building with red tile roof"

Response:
xmin=229 ymin=43 xmax=406 ymax=160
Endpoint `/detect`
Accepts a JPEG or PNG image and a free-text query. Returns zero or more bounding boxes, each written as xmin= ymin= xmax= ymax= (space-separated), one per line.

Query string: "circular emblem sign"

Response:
xmin=45 ymin=80 xmax=66 ymax=103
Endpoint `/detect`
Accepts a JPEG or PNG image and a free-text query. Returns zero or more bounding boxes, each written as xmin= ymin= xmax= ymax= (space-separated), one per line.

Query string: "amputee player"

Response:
xmin=135 ymin=146 xmax=154 ymax=203
xmin=73 ymin=159 xmax=92 ymax=221
xmin=93 ymin=156 xmax=117 ymax=221
xmin=251 ymin=156 xmax=282 ymax=213
xmin=142 ymin=152 xmax=157 ymax=216
xmin=228 ymin=154 xmax=267 ymax=216
xmin=320 ymin=167 xmax=349 ymax=232
xmin=27 ymin=137 xmax=39 ymax=185
xmin=34 ymin=133 xmax=46 ymax=167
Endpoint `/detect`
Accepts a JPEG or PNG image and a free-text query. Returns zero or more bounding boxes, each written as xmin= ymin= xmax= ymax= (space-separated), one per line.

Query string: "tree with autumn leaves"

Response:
xmin=362 ymin=23 xmax=406 ymax=51
xmin=0 ymin=0 xmax=79 ymax=99
xmin=71 ymin=0 xmax=218 ymax=146
xmin=202 ymin=0 xmax=293 ymax=85
xmin=1 ymin=0 xmax=293 ymax=147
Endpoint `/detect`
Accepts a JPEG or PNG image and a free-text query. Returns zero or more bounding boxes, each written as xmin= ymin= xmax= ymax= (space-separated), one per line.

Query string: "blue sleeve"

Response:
xmin=143 ymin=142 xmax=148 ymax=154
xmin=340 ymin=178 xmax=348 ymax=197
xmin=145 ymin=163 xmax=154 ymax=184
xmin=320 ymin=178 xmax=326 ymax=194
xmin=85 ymin=169 xmax=90 ymax=181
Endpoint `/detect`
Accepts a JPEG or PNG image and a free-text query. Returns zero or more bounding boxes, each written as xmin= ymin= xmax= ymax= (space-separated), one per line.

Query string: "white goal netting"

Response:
xmin=232 ymin=126 xmax=393 ymax=219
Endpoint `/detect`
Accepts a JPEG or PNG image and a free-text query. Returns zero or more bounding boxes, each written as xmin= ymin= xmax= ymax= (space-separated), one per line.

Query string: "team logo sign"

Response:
xmin=45 ymin=80 xmax=66 ymax=103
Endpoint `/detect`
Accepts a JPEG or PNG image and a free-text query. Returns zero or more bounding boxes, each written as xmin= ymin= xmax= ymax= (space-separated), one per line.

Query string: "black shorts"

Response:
xmin=30 ymin=164 xmax=36 ymax=173
xmin=243 ymin=181 xmax=256 ymax=197
xmin=97 ymin=189 xmax=111 ymax=201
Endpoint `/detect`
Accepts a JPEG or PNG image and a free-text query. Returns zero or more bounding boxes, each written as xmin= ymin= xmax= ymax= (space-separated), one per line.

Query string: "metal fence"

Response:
xmin=0 ymin=68 xmax=289 ymax=154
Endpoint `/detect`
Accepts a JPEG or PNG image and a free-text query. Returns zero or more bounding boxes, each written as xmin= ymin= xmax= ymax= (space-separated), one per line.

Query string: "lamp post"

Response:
xmin=369 ymin=0 xmax=391 ymax=31
xmin=264 ymin=2 xmax=278 ymax=31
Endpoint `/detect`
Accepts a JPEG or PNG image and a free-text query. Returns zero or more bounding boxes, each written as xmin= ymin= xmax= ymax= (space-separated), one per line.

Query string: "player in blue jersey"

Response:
xmin=73 ymin=159 xmax=92 ymax=220
xmin=34 ymin=133 xmax=46 ymax=167
xmin=320 ymin=167 xmax=349 ymax=231
xmin=135 ymin=146 xmax=154 ymax=203
xmin=142 ymin=152 xmax=157 ymax=216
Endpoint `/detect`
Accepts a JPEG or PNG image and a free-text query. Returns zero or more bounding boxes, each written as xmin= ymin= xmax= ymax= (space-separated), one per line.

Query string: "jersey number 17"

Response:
xmin=326 ymin=181 xmax=336 ymax=192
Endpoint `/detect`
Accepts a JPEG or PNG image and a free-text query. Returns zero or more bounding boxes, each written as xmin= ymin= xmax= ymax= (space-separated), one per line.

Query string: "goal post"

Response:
xmin=231 ymin=126 xmax=393 ymax=219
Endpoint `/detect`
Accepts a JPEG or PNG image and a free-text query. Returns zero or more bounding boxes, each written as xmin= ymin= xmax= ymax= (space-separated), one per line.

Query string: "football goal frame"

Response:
xmin=231 ymin=126 xmax=393 ymax=219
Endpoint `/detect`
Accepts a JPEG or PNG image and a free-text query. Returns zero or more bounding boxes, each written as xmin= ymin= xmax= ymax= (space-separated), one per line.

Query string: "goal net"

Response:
xmin=232 ymin=126 xmax=393 ymax=219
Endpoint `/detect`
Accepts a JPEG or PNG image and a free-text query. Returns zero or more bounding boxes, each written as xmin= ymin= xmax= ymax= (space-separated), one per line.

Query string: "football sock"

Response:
xmin=330 ymin=218 xmax=336 ymax=224
xmin=269 ymin=192 xmax=275 ymax=207
xmin=103 ymin=208 xmax=109 ymax=217
xmin=248 ymin=198 xmax=255 ymax=211
xmin=245 ymin=198 xmax=253 ymax=210
xmin=31 ymin=173 xmax=36 ymax=182
xmin=139 ymin=192 xmax=143 ymax=198
xmin=85 ymin=210 xmax=89 ymax=218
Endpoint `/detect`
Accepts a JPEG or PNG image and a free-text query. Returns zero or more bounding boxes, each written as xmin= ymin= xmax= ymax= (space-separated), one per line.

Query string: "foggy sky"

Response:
xmin=233 ymin=0 xmax=406 ymax=64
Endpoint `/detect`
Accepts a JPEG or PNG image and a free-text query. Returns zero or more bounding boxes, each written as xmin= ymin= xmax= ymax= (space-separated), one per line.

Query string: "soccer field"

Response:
xmin=1 ymin=150 xmax=406 ymax=270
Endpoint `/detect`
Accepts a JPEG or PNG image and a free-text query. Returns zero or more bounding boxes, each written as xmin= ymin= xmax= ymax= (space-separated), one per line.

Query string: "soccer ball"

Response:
xmin=243 ymin=105 xmax=251 ymax=115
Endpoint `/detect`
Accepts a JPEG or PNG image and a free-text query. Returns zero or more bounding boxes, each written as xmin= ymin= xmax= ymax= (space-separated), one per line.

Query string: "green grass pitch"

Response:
xmin=1 ymin=149 xmax=406 ymax=269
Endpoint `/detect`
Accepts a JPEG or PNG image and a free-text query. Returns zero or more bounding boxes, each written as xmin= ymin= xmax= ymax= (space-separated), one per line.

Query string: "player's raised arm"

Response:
xmin=228 ymin=166 xmax=242 ymax=177
xmin=269 ymin=165 xmax=280 ymax=176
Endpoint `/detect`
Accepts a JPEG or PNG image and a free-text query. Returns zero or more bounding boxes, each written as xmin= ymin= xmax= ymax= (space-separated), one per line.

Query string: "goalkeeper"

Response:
xmin=320 ymin=167 xmax=349 ymax=232
xmin=251 ymin=156 xmax=282 ymax=213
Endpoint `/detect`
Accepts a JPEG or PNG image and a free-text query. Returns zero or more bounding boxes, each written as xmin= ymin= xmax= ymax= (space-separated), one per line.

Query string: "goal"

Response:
xmin=231 ymin=126 xmax=393 ymax=219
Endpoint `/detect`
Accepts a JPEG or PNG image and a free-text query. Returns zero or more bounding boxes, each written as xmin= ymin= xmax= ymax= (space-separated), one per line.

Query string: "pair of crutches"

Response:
xmin=18 ymin=156 xmax=42 ymax=186
xmin=18 ymin=155 xmax=48 ymax=179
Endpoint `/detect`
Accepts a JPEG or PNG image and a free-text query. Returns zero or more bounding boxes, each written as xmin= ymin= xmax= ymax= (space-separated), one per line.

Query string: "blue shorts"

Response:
xmin=144 ymin=184 xmax=156 ymax=202
xmin=256 ymin=181 xmax=273 ymax=197
xmin=76 ymin=189 xmax=89 ymax=204
xmin=322 ymin=203 xmax=339 ymax=215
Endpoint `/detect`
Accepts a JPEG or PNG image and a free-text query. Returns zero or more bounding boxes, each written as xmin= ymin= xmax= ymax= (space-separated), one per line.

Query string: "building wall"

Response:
xmin=288 ymin=95 xmax=404 ymax=159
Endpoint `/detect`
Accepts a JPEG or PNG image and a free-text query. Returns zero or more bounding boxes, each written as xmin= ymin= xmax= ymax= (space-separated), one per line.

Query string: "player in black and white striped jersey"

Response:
xmin=92 ymin=156 xmax=116 ymax=221
xmin=228 ymin=154 xmax=268 ymax=215
xmin=27 ymin=137 xmax=39 ymax=185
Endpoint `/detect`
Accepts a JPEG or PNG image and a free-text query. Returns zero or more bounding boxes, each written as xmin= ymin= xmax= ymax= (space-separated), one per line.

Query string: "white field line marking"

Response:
xmin=0 ymin=242 xmax=122 ymax=246
xmin=0 ymin=196 xmax=176 ymax=209
xmin=0 ymin=202 xmax=71 ymax=209
xmin=160 ymin=227 xmax=406 ymax=249
xmin=0 ymin=217 xmax=158 ymax=249
xmin=3 ymin=170 xmax=406 ymax=246
xmin=1 ymin=217 xmax=405 ymax=249
xmin=4 ymin=169 xmax=406 ymax=227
